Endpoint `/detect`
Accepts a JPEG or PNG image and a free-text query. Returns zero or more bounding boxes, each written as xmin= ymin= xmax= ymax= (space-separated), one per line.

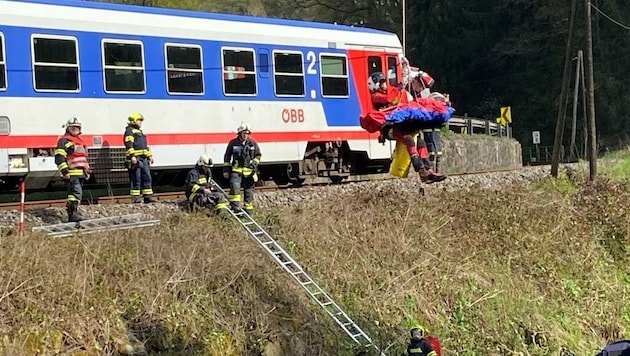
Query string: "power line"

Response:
xmin=591 ymin=3 xmax=630 ymax=31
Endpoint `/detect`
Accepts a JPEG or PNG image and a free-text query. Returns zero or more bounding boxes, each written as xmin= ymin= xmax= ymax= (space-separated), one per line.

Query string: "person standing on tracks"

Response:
xmin=185 ymin=153 xmax=230 ymax=218
xmin=223 ymin=122 xmax=261 ymax=215
xmin=402 ymin=324 xmax=438 ymax=356
xmin=54 ymin=117 xmax=90 ymax=222
xmin=410 ymin=70 xmax=445 ymax=174
xmin=123 ymin=112 xmax=157 ymax=204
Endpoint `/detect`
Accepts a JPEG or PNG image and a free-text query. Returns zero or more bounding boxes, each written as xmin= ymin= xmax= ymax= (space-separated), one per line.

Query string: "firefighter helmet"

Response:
xmin=368 ymin=72 xmax=386 ymax=92
xmin=63 ymin=117 xmax=82 ymax=129
xmin=237 ymin=122 xmax=252 ymax=134
xmin=197 ymin=153 xmax=213 ymax=167
xmin=429 ymin=92 xmax=447 ymax=102
xmin=409 ymin=323 xmax=425 ymax=339
xmin=128 ymin=112 xmax=145 ymax=124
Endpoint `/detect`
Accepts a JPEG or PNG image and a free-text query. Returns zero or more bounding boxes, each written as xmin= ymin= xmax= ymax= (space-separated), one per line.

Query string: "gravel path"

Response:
xmin=0 ymin=164 xmax=574 ymax=234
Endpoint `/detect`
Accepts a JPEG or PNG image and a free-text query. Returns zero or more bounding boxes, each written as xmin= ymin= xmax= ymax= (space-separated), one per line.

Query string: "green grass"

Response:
xmin=601 ymin=149 xmax=630 ymax=178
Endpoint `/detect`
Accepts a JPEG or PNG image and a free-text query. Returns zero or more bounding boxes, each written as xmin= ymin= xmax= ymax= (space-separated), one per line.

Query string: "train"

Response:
xmin=0 ymin=0 xmax=411 ymax=192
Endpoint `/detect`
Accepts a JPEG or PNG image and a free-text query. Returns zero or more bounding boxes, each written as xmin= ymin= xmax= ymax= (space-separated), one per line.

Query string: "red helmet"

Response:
xmin=419 ymin=71 xmax=435 ymax=89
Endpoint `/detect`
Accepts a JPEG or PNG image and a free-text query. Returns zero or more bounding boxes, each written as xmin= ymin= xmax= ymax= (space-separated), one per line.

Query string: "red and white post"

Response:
xmin=19 ymin=180 xmax=25 ymax=237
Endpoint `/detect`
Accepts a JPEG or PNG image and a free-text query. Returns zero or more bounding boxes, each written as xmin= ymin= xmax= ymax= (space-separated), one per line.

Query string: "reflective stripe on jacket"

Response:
xmin=124 ymin=124 xmax=152 ymax=158
xmin=54 ymin=133 xmax=89 ymax=176
xmin=223 ymin=136 xmax=261 ymax=176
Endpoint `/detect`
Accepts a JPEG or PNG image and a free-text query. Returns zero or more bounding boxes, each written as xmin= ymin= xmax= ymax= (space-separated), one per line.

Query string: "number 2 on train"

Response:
xmin=306 ymin=51 xmax=317 ymax=75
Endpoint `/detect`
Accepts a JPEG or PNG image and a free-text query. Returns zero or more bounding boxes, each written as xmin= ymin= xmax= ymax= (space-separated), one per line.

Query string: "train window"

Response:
xmin=367 ymin=56 xmax=382 ymax=76
xmin=320 ymin=54 xmax=349 ymax=97
xmin=102 ymin=40 xmax=145 ymax=93
xmin=221 ymin=48 xmax=256 ymax=96
xmin=387 ymin=56 xmax=398 ymax=86
xmin=165 ymin=44 xmax=203 ymax=95
xmin=272 ymin=51 xmax=304 ymax=97
xmin=31 ymin=35 xmax=79 ymax=92
xmin=0 ymin=33 xmax=5 ymax=90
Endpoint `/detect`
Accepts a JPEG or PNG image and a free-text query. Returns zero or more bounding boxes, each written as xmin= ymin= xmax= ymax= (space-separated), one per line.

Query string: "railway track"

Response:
xmin=0 ymin=173 xmax=395 ymax=211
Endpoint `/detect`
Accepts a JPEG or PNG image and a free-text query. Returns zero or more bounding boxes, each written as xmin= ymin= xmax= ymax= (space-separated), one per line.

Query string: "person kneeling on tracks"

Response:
xmin=223 ymin=122 xmax=261 ymax=215
xmin=54 ymin=117 xmax=91 ymax=223
xmin=185 ymin=154 xmax=230 ymax=218
xmin=402 ymin=324 xmax=439 ymax=356
xmin=379 ymin=123 xmax=446 ymax=184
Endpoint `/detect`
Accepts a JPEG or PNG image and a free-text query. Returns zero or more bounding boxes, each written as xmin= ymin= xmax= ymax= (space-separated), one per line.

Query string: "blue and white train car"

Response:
xmin=0 ymin=0 xmax=408 ymax=190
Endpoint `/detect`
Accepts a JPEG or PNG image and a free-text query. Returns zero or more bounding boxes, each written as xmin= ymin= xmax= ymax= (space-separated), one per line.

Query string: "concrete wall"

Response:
xmin=440 ymin=134 xmax=523 ymax=174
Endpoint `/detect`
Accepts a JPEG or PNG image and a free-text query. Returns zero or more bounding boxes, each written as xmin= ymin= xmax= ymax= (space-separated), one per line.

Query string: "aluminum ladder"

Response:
xmin=212 ymin=183 xmax=384 ymax=355
xmin=32 ymin=213 xmax=161 ymax=238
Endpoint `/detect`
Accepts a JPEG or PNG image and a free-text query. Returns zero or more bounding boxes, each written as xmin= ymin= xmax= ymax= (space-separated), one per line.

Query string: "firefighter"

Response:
xmin=410 ymin=70 xmax=444 ymax=174
xmin=54 ymin=117 xmax=90 ymax=222
xmin=185 ymin=154 xmax=230 ymax=218
xmin=223 ymin=122 xmax=261 ymax=215
xmin=124 ymin=112 xmax=157 ymax=204
xmin=403 ymin=324 xmax=438 ymax=356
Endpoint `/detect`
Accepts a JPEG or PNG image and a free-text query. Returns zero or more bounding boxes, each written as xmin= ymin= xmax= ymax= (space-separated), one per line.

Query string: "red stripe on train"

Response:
xmin=2 ymin=130 xmax=379 ymax=149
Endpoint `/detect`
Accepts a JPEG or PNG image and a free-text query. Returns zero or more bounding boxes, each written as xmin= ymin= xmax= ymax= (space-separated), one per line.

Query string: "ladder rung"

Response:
xmin=251 ymin=231 xmax=264 ymax=236
xmin=262 ymin=241 xmax=274 ymax=245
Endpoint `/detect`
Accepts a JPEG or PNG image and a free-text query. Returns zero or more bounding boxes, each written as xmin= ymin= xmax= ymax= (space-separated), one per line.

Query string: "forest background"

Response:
xmin=101 ymin=0 xmax=630 ymax=154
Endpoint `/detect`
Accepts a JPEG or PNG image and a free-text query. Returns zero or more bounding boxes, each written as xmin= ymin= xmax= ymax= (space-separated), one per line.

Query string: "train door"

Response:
xmin=357 ymin=47 xmax=386 ymax=114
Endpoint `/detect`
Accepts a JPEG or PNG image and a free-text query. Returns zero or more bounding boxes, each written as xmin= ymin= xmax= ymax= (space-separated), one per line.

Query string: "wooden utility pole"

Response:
xmin=551 ymin=0 xmax=578 ymax=177
xmin=570 ymin=50 xmax=583 ymax=160
xmin=402 ymin=0 xmax=406 ymax=54
xmin=585 ymin=0 xmax=598 ymax=181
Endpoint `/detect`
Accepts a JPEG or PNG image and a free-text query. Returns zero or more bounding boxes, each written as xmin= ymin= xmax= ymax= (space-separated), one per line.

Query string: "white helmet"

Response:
xmin=63 ymin=117 xmax=82 ymax=129
xmin=197 ymin=153 xmax=213 ymax=167
xmin=429 ymin=92 xmax=447 ymax=102
xmin=237 ymin=122 xmax=252 ymax=134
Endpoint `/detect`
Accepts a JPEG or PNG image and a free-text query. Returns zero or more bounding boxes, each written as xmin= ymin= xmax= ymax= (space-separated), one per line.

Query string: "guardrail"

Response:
xmin=445 ymin=114 xmax=512 ymax=138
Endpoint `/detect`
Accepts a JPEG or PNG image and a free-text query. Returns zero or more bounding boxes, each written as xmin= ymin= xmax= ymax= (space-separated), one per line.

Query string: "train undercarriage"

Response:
xmin=0 ymin=141 xmax=392 ymax=194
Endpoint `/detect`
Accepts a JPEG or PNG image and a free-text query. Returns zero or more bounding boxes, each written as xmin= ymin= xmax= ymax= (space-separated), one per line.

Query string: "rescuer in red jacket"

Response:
xmin=54 ymin=117 xmax=91 ymax=222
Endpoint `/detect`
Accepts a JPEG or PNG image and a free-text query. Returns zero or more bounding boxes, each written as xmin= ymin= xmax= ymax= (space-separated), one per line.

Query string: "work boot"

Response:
xmin=132 ymin=196 xmax=143 ymax=204
xmin=144 ymin=195 xmax=158 ymax=204
xmin=67 ymin=201 xmax=84 ymax=222
xmin=419 ymin=169 xmax=447 ymax=184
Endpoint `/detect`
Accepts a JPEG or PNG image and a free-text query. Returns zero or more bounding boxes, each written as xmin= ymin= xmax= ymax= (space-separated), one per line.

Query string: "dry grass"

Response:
xmin=1 ymin=172 xmax=630 ymax=355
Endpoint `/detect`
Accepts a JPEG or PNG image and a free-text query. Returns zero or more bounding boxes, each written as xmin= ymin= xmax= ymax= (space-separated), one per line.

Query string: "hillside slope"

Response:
xmin=1 ymin=168 xmax=629 ymax=355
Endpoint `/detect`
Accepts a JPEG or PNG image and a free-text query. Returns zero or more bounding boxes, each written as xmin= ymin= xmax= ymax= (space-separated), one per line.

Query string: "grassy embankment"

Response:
xmin=1 ymin=157 xmax=630 ymax=355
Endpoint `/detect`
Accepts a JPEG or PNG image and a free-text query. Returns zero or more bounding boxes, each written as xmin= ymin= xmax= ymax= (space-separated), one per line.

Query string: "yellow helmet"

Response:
xmin=128 ymin=112 xmax=145 ymax=124
xmin=410 ymin=323 xmax=425 ymax=338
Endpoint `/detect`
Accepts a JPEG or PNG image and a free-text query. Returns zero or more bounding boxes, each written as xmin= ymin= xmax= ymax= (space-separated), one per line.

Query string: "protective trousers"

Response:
xmin=190 ymin=191 xmax=230 ymax=218
xmin=229 ymin=172 xmax=255 ymax=214
xmin=66 ymin=176 xmax=84 ymax=222
xmin=128 ymin=157 xmax=154 ymax=201
xmin=392 ymin=129 xmax=432 ymax=172
xmin=423 ymin=129 xmax=443 ymax=173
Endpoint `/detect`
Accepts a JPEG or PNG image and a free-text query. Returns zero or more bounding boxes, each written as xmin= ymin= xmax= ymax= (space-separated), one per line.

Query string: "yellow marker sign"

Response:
xmin=496 ymin=117 xmax=506 ymax=126
xmin=500 ymin=106 xmax=512 ymax=124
